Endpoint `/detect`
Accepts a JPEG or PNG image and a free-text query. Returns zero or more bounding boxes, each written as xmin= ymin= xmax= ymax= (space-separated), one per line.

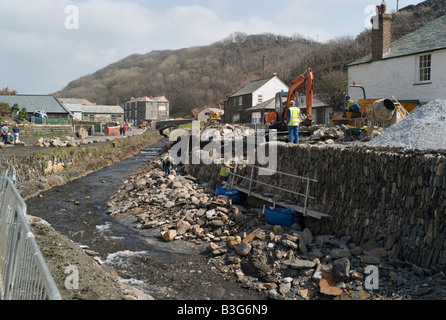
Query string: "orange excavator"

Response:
xmin=264 ymin=68 xmax=314 ymax=140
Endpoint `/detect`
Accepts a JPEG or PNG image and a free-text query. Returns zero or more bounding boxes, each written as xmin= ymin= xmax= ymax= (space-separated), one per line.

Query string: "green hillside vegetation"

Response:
xmin=53 ymin=0 xmax=446 ymax=118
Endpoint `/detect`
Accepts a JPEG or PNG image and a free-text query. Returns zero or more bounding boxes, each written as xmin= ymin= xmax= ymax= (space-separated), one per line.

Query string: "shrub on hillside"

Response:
xmin=0 ymin=103 xmax=12 ymax=117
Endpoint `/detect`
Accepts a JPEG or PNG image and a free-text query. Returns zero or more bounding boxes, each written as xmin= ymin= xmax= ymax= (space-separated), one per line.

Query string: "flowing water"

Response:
xmin=26 ymin=138 xmax=264 ymax=300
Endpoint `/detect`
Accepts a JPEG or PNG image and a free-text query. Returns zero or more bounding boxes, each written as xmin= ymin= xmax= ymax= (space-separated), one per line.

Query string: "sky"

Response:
xmin=0 ymin=0 xmax=427 ymax=95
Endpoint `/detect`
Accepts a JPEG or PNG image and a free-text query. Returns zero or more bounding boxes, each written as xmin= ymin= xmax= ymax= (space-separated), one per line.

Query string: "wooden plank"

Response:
xmin=232 ymin=186 xmax=331 ymax=219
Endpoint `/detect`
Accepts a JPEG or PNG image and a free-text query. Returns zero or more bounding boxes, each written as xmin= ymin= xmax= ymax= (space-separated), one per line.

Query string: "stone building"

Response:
xmin=123 ymin=96 xmax=170 ymax=126
xmin=60 ymin=98 xmax=124 ymax=123
xmin=80 ymin=105 xmax=124 ymax=123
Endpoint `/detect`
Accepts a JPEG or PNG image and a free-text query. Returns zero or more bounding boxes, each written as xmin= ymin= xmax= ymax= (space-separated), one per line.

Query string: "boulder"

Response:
xmin=162 ymin=229 xmax=176 ymax=242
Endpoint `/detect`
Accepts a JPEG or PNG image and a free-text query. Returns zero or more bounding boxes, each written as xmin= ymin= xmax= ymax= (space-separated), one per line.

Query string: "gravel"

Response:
xmin=367 ymin=99 xmax=446 ymax=150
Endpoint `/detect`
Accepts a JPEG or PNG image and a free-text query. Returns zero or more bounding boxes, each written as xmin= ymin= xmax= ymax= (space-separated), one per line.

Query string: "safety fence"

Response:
xmin=0 ymin=163 xmax=61 ymax=300
xmin=26 ymin=117 xmax=70 ymax=125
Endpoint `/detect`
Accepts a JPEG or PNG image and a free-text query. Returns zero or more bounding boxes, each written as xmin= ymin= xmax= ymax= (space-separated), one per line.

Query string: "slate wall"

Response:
xmin=185 ymin=142 xmax=446 ymax=270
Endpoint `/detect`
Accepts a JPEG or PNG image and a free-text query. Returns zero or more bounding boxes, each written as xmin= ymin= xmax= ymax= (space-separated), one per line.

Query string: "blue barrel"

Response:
xmin=216 ymin=187 xmax=244 ymax=204
xmin=263 ymin=205 xmax=302 ymax=227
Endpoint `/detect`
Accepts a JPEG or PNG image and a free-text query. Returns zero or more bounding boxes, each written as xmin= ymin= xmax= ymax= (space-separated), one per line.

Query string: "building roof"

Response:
xmin=58 ymin=98 xmax=96 ymax=105
xmin=297 ymin=95 xmax=327 ymax=108
xmin=63 ymin=103 xmax=83 ymax=113
xmin=230 ymin=75 xmax=283 ymax=97
xmin=0 ymin=94 xmax=71 ymax=114
xmin=126 ymin=96 xmax=169 ymax=103
xmin=81 ymin=105 xmax=124 ymax=114
xmin=245 ymin=95 xmax=327 ymax=113
xmin=348 ymin=14 xmax=446 ymax=67
xmin=199 ymin=107 xmax=224 ymax=114
xmin=245 ymin=97 xmax=276 ymax=112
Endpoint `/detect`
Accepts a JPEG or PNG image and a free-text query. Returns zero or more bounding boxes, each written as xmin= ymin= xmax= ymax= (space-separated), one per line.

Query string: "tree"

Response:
xmin=18 ymin=108 xmax=28 ymax=120
xmin=315 ymin=70 xmax=348 ymax=107
xmin=0 ymin=87 xmax=17 ymax=95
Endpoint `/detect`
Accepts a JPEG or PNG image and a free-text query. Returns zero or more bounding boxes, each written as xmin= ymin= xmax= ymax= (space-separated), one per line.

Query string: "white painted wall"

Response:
xmin=348 ymin=49 xmax=446 ymax=104
xmin=252 ymin=76 xmax=287 ymax=107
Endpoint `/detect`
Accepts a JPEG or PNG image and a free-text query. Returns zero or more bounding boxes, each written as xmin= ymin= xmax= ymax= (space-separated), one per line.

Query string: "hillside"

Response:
xmin=54 ymin=34 xmax=318 ymax=117
xmin=53 ymin=0 xmax=446 ymax=118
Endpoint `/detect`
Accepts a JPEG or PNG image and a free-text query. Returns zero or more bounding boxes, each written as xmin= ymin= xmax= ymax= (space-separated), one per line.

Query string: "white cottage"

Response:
xmin=347 ymin=11 xmax=446 ymax=105
xmin=224 ymin=74 xmax=287 ymax=123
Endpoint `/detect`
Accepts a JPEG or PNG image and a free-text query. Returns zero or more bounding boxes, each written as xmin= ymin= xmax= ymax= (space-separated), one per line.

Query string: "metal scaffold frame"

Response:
xmin=229 ymin=164 xmax=330 ymax=219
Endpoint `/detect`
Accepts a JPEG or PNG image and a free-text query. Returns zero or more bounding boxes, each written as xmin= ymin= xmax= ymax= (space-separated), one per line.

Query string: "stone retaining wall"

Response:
xmin=18 ymin=124 xmax=73 ymax=137
xmin=4 ymin=131 xmax=161 ymax=200
xmin=185 ymin=142 xmax=446 ymax=270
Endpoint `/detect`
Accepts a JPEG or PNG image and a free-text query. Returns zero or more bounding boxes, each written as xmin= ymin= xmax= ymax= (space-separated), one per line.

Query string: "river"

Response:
xmin=26 ymin=138 xmax=264 ymax=300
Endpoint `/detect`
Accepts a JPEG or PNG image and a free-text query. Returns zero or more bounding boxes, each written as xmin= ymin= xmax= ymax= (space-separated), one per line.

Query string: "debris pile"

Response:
xmin=35 ymin=136 xmax=78 ymax=148
xmin=305 ymin=126 xmax=345 ymax=144
xmin=367 ymin=99 xmax=446 ymax=150
xmin=108 ymin=156 xmax=446 ymax=300
xmin=107 ymin=159 xmax=244 ymax=244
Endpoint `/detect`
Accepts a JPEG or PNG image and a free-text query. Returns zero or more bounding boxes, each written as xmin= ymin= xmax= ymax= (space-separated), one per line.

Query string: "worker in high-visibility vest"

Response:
xmin=286 ymin=100 xmax=301 ymax=144
xmin=346 ymin=95 xmax=360 ymax=114
xmin=218 ymin=158 xmax=233 ymax=186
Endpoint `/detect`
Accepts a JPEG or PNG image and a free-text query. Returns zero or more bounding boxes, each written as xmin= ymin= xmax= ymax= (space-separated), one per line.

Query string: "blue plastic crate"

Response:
xmin=215 ymin=187 xmax=244 ymax=204
xmin=263 ymin=205 xmax=302 ymax=227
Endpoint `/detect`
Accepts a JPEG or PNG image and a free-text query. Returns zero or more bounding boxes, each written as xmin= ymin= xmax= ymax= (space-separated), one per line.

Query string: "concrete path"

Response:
xmin=75 ymin=128 xmax=147 ymax=143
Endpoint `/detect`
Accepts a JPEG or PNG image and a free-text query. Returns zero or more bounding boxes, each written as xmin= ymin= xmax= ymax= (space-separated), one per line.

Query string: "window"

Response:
xmin=251 ymin=112 xmax=261 ymax=124
xmin=238 ymin=96 xmax=243 ymax=106
xmin=257 ymin=94 xmax=263 ymax=104
xmin=418 ymin=54 xmax=431 ymax=82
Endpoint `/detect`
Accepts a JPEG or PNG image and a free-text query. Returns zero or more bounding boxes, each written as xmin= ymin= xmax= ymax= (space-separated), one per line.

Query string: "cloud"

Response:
xmin=1 ymin=0 xmax=405 ymax=94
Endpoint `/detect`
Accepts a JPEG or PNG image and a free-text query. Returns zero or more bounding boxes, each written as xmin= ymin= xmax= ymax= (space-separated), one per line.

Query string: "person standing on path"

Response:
xmin=286 ymin=100 xmax=301 ymax=144
xmin=12 ymin=124 xmax=20 ymax=143
xmin=162 ymin=155 xmax=174 ymax=177
xmin=1 ymin=124 xmax=9 ymax=144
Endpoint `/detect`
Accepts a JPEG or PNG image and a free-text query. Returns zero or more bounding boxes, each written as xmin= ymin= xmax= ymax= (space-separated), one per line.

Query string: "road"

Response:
xmin=78 ymin=127 xmax=147 ymax=143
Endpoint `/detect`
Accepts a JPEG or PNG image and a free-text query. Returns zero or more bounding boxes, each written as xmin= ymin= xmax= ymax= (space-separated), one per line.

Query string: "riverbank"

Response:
xmin=28 ymin=215 xmax=154 ymax=300
xmin=6 ymin=129 xmax=163 ymax=200
xmin=8 ymin=129 xmax=163 ymax=300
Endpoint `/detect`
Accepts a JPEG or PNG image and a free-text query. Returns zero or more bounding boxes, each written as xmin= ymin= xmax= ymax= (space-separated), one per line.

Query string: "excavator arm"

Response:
xmin=284 ymin=67 xmax=314 ymax=125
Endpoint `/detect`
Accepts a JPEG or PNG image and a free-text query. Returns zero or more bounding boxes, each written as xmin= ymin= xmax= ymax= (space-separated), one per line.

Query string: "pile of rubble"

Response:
xmin=35 ymin=137 xmax=78 ymax=148
xmin=107 ymin=157 xmax=446 ymax=300
xmin=210 ymin=123 xmax=347 ymax=145
xmin=303 ymin=125 xmax=345 ymax=144
xmin=0 ymin=141 xmax=25 ymax=148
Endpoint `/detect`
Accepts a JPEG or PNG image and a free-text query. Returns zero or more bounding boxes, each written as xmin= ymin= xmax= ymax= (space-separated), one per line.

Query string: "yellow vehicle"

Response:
xmin=330 ymin=83 xmax=419 ymax=137
xmin=138 ymin=121 xmax=148 ymax=128
xmin=205 ymin=111 xmax=222 ymax=127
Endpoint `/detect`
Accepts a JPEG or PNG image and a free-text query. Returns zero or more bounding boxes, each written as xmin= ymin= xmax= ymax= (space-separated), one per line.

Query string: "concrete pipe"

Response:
xmin=372 ymin=99 xmax=395 ymax=122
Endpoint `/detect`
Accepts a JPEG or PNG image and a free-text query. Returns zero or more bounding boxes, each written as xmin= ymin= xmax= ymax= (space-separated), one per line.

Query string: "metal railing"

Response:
xmin=229 ymin=164 xmax=319 ymax=217
xmin=0 ymin=163 xmax=61 ymax=300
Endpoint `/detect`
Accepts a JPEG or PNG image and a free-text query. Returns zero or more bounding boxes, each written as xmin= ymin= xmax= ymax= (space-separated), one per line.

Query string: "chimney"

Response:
xmin=372 ymin=1 xmax=392 ymax=62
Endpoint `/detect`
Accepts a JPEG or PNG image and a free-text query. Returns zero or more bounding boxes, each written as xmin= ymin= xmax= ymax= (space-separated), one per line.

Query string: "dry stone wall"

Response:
xmin=185 ymin=142 xmax=446 ymax=270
